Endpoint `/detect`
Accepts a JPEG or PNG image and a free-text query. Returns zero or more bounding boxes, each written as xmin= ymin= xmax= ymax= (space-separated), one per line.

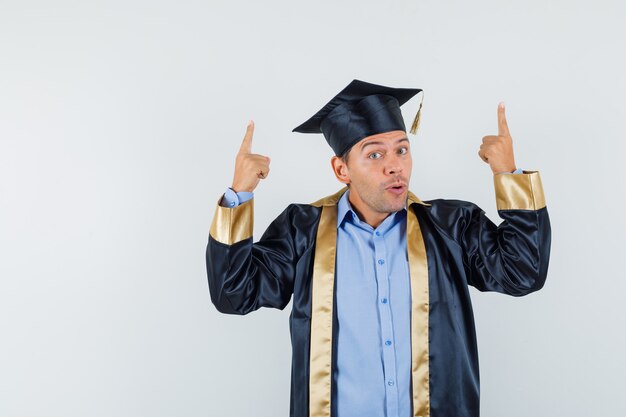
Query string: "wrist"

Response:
xmin=492 ymin=164 xmax=517 ymax=174
xmin=230 ymin=183 xmax=254 ymax=193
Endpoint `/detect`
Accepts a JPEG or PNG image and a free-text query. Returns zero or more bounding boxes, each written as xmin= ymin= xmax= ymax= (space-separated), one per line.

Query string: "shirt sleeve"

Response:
xmin=219 ymin=187 xmax=254 ymax=208
xmin=497 ymin=167 xmax=524 ymax=174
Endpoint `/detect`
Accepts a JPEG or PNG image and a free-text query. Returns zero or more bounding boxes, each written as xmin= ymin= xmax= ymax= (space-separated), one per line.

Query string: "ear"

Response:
xmin=331 ymin=156 xmax=350 ymax=185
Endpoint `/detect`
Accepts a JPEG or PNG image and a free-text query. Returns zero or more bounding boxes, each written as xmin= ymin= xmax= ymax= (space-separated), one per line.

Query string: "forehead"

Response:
xmin=355 ymin=130 xmax=409 ymax=150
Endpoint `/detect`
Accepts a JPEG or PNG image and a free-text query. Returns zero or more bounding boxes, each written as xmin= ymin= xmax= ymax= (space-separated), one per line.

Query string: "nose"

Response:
xmin=384 ymin=153 xmax=403 ymax=176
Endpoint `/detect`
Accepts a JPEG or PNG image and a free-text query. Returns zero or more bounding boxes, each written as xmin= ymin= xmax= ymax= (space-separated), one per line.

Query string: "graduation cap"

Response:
xmin=292 ymin=79 xmax=423 ymax=156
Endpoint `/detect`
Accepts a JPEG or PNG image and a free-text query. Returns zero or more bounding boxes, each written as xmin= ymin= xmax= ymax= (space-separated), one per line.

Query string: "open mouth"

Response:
xmin=386 ymin=184 xmax=407 ymax=195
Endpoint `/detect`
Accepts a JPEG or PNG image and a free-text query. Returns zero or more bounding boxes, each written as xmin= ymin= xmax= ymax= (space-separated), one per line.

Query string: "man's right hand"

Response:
xmin=231 ymin=120 xmax=271 ymax=193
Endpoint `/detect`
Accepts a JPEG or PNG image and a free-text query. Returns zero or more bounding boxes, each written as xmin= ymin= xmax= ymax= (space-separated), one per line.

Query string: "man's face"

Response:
xmin=332 ymin=130 xmax=412 ymax=221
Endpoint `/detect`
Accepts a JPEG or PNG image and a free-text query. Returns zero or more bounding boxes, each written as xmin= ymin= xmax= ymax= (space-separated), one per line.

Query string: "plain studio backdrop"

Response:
xmin=1 ymin=0 xmax=624 ymax=416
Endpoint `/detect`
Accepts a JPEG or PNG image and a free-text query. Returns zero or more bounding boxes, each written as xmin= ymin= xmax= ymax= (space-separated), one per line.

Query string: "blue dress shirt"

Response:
xmin=333 ymin=190 xmax=412 ymax=417
xmin=220 ymin=187 xmax=254 ymax=207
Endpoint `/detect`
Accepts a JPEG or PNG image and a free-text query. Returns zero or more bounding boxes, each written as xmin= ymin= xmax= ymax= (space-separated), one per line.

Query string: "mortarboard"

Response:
xmin=292 ymin=79 xmax=423 ymax=156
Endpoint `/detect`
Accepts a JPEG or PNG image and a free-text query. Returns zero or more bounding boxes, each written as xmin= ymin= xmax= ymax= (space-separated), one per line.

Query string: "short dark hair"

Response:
xmin=340 ymin=146 xmax=352 ymax=165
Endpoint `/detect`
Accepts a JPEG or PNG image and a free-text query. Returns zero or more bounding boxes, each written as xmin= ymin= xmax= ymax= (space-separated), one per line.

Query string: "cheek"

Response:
xmin=356 ymin=160 xmax=381 ymax=177
xmin=346 ymin=163 xmax=369 ymax=184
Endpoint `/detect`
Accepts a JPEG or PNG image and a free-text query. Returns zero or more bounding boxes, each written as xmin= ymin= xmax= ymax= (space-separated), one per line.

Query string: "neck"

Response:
xmin=347 ymin=190 xmax=391 ymax=229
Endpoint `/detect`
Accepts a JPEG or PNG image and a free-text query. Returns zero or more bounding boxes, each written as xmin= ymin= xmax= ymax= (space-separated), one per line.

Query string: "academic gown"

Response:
xmin=206 ymin=170 xmax=551 ymax=417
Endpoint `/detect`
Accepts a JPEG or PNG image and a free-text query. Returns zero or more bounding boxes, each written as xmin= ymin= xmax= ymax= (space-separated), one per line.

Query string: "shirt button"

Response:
xmin=378 ymin=259 xmax=385 ymax=265
xmin=381 ymin=298 xmax=388 ymax=304
xmin=385 ymin=340 xmax=392 ymax=346
xmin=388 ymin=380 xmax=395 ymax=386
xmin=229 ymin=202 xmax=235 ymax=207
xmin=375 ymin=231 xmax=381 ymax=236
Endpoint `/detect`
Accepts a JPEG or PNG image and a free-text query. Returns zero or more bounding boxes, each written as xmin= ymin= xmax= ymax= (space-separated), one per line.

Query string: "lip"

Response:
xmin=385 ymin=183 xmax=407 ymax=195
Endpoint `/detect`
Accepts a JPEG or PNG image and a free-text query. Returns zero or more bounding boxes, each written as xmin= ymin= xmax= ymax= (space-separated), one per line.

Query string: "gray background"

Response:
xmin=1 ymin=0 xmax=624 ymax=416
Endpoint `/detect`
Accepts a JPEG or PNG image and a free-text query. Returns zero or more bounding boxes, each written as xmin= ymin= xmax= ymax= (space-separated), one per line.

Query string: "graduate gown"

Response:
xmin=206 ymin=170 xmax=551 ymax=417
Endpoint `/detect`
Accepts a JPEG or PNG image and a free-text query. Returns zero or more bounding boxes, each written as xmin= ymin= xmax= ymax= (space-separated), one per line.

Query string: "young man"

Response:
xmin=206 ymin=80 xmax=551 ymax=417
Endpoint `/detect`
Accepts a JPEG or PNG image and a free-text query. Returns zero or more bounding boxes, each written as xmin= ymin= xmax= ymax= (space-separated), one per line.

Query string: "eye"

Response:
xmin=398 ymin=147 xmax=409 ymax=155
xmin=368 ymin=152 xmax=383 ymax=160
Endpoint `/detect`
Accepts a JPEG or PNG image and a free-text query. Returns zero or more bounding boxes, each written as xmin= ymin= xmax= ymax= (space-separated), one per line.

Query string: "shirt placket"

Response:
xmin=373 ymin=229 xmax=399 ymax=417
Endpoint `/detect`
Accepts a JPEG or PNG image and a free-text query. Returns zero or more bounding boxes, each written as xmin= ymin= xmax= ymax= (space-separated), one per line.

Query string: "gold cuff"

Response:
xmin=209 ymin=197 xmax=254 ymax=245
xmin=494 ymin=170 xmax=546 ymax=210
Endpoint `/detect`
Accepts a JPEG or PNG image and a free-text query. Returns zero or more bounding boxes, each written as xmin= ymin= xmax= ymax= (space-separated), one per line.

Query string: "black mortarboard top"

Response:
xmin=292 ymin=79 xmax=423 ymax=156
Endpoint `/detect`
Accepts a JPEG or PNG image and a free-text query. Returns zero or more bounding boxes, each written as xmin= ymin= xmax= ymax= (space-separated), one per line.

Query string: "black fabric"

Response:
xmin=292 ymin=79 xmax=422 ymax=156
xmin=206 ymin=196 xmax=551 ymax=417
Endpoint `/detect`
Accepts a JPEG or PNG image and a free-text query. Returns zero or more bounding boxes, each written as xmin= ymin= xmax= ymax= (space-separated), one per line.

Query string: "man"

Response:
xmin=206 ymin=80 xmax=551 ymax=417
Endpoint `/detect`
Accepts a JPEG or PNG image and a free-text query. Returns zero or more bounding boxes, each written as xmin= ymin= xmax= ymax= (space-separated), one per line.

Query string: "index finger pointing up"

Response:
xmin=498 ymin=102 xmax=511 ymax=137
xmin=239 ymin=120 xmax=254 ymax=154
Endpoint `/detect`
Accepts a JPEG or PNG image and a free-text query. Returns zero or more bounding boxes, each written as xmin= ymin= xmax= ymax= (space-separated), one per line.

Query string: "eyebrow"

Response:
xmin=360 ymin=137 xmax=409 ymax=151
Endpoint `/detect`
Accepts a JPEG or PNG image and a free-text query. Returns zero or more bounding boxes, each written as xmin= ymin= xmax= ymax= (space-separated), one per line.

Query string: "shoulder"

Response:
xmin=282 ymin=202 xmax=323 ymax=225
xmin=407 ymin=190 xmax=481 ymax=217
xmin=412 ymin=198 xmax=485 ymax=243
xmin=420 ymin=198 xmax=482 ymax=215
xmin=267 ymin=202 xmax=322 ymax=227
xmin=271 ymin=187 xmax=348 ymax=232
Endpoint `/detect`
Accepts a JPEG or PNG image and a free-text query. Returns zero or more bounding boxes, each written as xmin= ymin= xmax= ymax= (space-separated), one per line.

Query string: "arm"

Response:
xmin=459 ymin=171 xmax=551 ymax=296
xmin=206 ymin=199 xmax=297 ymax=314
xmin=463 ymin=103 xmax=550 ymax=295
xmin=207 ymin=120 xmax=289 ymax=314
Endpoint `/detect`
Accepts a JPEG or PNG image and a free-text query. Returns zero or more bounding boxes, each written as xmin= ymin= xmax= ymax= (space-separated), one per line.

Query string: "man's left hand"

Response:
xmin=478 ymin=102 xmax=517 ymax=174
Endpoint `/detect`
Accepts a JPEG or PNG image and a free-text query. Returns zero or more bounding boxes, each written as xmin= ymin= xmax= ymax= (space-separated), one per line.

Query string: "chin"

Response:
xmin=383 ymin=199 xmax=406 ymax=213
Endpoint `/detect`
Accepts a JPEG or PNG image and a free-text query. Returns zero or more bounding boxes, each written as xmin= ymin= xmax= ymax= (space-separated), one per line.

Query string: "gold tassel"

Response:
xmin=409 ymin=92 xmax=424 ymax=135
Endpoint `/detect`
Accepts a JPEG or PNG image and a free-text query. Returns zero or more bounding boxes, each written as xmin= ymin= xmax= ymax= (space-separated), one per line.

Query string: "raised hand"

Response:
xmin=231 ymin=120 xmax=271 ymax=192
xmin=478 ymin=102 xmax=517 ymax=174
